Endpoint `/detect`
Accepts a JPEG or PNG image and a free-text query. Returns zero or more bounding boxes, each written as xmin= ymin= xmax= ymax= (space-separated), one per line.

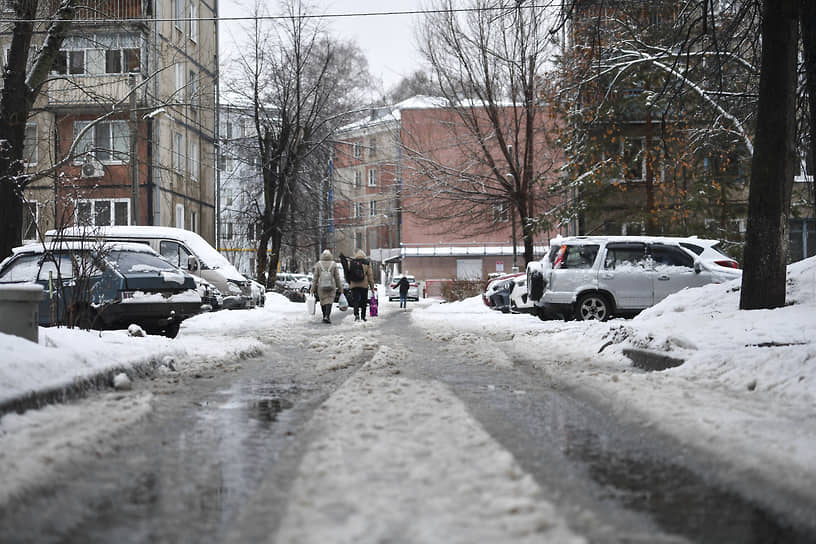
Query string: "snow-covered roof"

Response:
xmin=12 ymin=240 xmax=160 ymax=256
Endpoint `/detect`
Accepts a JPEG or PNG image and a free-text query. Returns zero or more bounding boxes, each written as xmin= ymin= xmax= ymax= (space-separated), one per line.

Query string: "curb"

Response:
xmin=622 ymin=348 xmax=685 ymax=371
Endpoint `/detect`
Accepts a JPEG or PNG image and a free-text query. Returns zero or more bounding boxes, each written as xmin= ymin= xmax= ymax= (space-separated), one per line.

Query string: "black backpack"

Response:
xmin=348 ymin=258 xmax=365 ymax=282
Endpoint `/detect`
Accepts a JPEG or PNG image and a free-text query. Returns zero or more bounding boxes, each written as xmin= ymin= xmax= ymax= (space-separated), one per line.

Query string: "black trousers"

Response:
xmin=351 ymin=287 xmax=369 ymax=317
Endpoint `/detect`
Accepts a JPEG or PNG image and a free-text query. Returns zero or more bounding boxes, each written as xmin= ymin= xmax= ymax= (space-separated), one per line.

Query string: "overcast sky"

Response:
xmin=218 ymin=1 xmax=427 ymax=94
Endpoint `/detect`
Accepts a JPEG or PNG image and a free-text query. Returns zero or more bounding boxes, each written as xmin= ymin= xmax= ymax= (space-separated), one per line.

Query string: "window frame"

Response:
xmin=72 ymin=120 xmax=129 ymax=164
xmin=74 ymin=198 xmax=131 ymax=227
xmin=367 ymin=168 xmax=377 ymax=187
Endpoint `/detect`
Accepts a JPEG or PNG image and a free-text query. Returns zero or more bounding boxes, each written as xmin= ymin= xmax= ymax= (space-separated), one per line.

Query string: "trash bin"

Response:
xmin=0 ymin=284 xmax=43 ymax=343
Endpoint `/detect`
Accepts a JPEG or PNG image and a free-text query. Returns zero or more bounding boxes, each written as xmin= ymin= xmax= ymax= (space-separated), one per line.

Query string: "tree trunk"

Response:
xmin=739 ymin=0 xmax=799 ymax=310
xmin=268 ymin=228 xmax=283 ymax=285
xmin=256 ymin=228 xmax=270 ymax=285
xmin=802 ymin=0 xmax=816 ymax=215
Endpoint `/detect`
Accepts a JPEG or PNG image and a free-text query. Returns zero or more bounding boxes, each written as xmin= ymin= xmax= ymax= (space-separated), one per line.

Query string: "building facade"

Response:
xmin=333 ymin=97 xmax=559 ymax=286
xmin=11 ymin=0 xmax=218 ymax=245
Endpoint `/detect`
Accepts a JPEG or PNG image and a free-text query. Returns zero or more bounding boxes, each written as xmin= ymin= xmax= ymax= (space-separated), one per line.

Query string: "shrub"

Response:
xmin=440 ymin=279 xmax=487 ymax=303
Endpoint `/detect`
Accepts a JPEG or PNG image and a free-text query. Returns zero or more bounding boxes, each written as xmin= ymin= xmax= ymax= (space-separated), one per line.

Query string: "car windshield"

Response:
xmin=0 ymin=254 xmax=41 ymax=283
xmin=108 ymin=250 xmax=179 ymax=274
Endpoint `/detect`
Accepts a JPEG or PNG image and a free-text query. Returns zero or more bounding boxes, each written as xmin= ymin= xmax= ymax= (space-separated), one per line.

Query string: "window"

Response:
xmin=175 ymin=203 xmax=184 ymax=228
xmin=189 ymin=2 xmax=199 ymax=42
xmin=795 ymin=152 xmax=813 ymax=183
xmin=353 ymin=141 xmax=362 ymax=159
xmin=369 ymin=138 xmax=377 ymax=158
xmin=73 ymin=120 xmax=129 ymax=163
xmin=368 ymin=168 xmax=377 ymax=187
xmin=492 ymin=202 xmax=509 ymax=222
xmin=23 ymin=123 xmax=37 ymax=166
xmin=603 ymin=243 xmax=647 ymax=270
xmin=189 ymin=70 xmax=197 ymax=107
xmin=52 ymin=34 xmax=139 ymax=75
xmin=160 ymin=240 xmax=193 ymax=270
xmin=189 ymin=139 xmax=199 ymax=180
xmin=650 ymin=245 xmax=693 ymax=268
xmin=619 ymin=137 xmax=664 ymax=182
xmin=553 ymin=244 xmax=599 ymax=270
xmin=355 ymin=232 xmax=363 ymax=250
xmin=369 ymin=200 xmax=377 ymax=217
xmin=220 ymin=222 xmax=233 ymax=239
xmin=174 ymin=0 xmax=184 ymax=28
xmin=75 ymin=199 xmax=130 ymax=226
xmin=354 ymin=171 xmax=362 ymax=188
xmin=353 ymin=202 xmax=363 ymax=218
xmin=191 ymin=211 xmax=197 ymax=233
xmin=175 ymin=63 xmax=185 ymax=95
xmin=22 ymin=201 xmax=38 ymax=240
xmin=173 ymin=132 xmax=184 ymax=172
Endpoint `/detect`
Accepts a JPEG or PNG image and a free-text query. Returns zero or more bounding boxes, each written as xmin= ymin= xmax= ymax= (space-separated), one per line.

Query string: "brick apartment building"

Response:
xmin=333 ymin=96 xmax=560 ymax=287
xmin=7 ymin=0 xmax=218 ymax=245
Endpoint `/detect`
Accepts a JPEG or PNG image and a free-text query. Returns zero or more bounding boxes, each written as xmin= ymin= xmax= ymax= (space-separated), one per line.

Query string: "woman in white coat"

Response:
xmin=310 ymin=249 xmax=342 ymax=323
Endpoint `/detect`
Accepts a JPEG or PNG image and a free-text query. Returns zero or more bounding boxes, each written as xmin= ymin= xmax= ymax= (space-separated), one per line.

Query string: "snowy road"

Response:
xmin=1 ymin=299 xmax=815 ymax=543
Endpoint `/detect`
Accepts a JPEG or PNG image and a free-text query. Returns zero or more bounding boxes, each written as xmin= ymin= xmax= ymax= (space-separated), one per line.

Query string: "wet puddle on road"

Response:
xmin=564 ymin=424 xmax=816 ymax=543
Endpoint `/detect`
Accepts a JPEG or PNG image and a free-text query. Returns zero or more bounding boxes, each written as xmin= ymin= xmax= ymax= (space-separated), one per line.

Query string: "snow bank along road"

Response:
xmin=1 ymin=300 xmax=814 ymax=543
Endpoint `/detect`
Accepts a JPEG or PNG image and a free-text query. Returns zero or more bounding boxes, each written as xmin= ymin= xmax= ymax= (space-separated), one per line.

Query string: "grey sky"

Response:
xmin=218 ymin=1 xmax=427 ymax=92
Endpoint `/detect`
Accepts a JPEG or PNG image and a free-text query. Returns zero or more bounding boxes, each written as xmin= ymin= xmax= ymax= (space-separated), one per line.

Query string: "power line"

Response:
xmin=0 ymin=4 xmax=559 ymax=25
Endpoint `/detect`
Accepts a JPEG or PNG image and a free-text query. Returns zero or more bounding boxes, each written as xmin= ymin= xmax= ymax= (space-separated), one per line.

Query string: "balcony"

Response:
xmin=48 ymin=0 xmax=147 ymax=20
xmin=46 ymin=74 xmax=142 ymax=106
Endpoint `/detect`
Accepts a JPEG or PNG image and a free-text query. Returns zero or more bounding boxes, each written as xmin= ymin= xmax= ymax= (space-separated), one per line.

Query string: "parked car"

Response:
xmin=195 ymin=276 xmax=223 ymax=311
xmin=275 ymin=273 xmax=311 ymax=292
xmin=0 ymin=241 xmax=206 ymax=337
xmin=536 ymin=236 xmax=742 ymax=321
xmin=483 ymin=273 xmax=524 ymax=312
xmin=387 ymin=275 xmax=419 ymax=301
xmin=46 ymin=226 xmax=254 ymax=310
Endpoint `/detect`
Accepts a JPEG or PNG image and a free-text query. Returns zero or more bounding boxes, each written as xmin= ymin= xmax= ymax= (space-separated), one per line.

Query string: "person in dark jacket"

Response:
xmin=396 ymin=274 xmax=411 ymax=309
xmin=348 ymin=249 xmax=376 ymax=321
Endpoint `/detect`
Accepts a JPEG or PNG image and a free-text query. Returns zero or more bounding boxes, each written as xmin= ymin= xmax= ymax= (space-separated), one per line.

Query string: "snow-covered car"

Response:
xmin=508 ymin=273 xmax=534 ymax=313
xmin=387 ymin=275 xmax=419 ymax=301
xmin=0 ymin=241 xmax=205 ymax=337
xmin=537 ymin=235 xmax=742 ymax=321
xmin=483 ymin=273 xmax=524 ymax=312
xmin=275 ymin=273 xmax=311 ymax=292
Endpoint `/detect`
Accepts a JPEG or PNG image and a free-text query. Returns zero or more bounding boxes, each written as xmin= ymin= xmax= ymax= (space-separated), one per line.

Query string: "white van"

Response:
xmin=46 ymin=226 xmax=253 ymax=309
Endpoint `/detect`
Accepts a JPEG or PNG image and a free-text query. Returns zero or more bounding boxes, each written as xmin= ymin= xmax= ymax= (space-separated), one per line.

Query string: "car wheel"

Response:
xmin=575 ymin=293 xmax=611 ymax=321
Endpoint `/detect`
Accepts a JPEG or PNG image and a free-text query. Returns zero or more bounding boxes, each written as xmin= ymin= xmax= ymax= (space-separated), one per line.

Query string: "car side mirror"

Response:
xmin=694 ymin=261 xmax=702 ymax=274
xmin=188 ymin=255 xmax=199 ymax=272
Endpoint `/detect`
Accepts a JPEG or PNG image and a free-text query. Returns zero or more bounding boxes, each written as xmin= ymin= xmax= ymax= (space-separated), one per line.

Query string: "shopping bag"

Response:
xmin=338 ymin=292 xmax=349 ymax=311
xmin=369 ymin=294 xmax=379 ymax=317
xmin=306 ymin=295 xmax=316 ymax=315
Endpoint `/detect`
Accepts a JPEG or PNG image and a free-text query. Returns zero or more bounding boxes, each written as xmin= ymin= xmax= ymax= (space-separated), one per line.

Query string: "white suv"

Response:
xmin=533 ymin=236 xmax=741 ymax=321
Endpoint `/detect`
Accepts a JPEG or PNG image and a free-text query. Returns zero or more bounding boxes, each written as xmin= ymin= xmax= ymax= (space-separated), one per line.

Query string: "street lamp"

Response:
xmin=506 ymin=173 xmax=518 ymax=272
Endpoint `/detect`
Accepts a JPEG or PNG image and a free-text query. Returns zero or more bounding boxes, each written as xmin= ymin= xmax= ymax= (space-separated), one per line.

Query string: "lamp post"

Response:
xmin=506 ymin=173 xmax=518 ymax=272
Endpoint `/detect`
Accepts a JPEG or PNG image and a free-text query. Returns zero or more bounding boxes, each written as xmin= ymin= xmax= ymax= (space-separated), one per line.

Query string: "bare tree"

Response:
xmin=224 ymin=0 xmax=370 ymax=284
xmin=414 ymin=0 xmax=563 ymax=266
xmin=0 ymin=0 xmax=78 ymax=259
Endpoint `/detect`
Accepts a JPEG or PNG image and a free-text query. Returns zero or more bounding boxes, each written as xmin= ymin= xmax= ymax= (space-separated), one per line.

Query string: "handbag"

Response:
xmin=369 ymin=294 xmax=379 ymax=317
xmin=306 ymin=295 xmax=316 ymax=315
xmin=338 ymin=292 xmax=349 ymax=311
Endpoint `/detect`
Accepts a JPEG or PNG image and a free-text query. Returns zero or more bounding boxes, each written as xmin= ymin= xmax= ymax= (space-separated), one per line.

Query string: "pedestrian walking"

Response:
xmin=396 ymin=274 xmax=411 ymax=309
xmin=310 ymin=249 xmax=342 ymax=324
xmin=347 ymin=249 xmax=376 ymax=321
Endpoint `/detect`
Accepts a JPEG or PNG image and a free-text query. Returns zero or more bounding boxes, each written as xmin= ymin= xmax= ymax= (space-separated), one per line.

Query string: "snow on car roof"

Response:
xmin=45 ymin=226 xmax=247 ymax=282
xmin=12 ymin=240 xmax=160 ymax=255
xmin=548 ymin=235 xmax=722 ymax=246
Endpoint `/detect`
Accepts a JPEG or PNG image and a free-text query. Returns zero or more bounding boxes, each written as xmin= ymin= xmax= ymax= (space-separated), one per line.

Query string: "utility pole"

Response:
xmin=129 ymin=73 xmax=140 ymax=225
